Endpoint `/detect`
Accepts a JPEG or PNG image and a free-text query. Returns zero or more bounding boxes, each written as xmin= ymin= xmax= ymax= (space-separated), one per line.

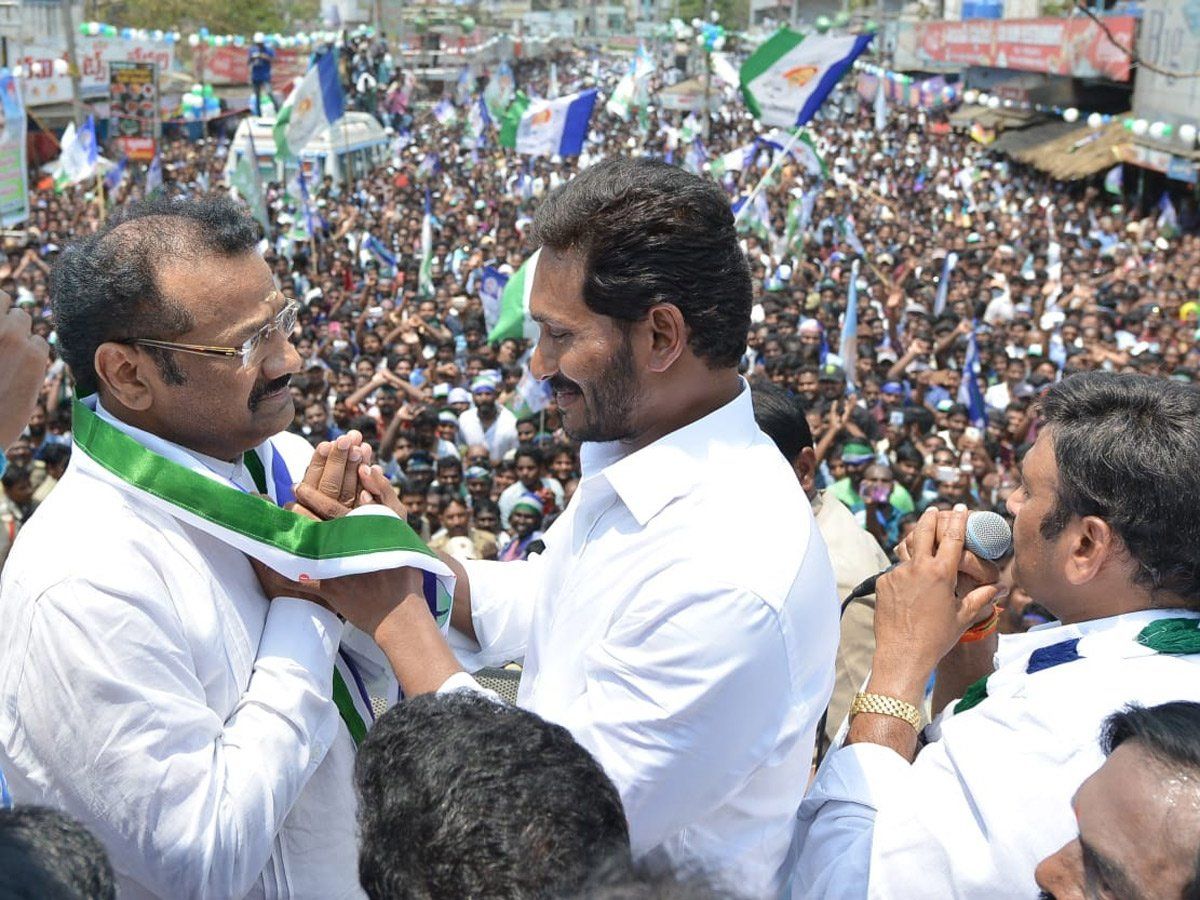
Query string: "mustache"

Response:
xmin=548 ymin=375 xmax=581 ymax=394
xmin=248 ymin=374 xmax=292 ymax=410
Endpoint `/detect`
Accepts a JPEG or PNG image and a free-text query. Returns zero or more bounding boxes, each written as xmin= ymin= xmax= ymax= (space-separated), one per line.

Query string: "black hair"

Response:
xmin=0 ymin=806 xmax=116 ymax=900
xmin=51 ymin=195 xmax=261 ymax=396
xmin=530 ymin=157 xmax=751 ymax=369
xmin=513 ymin=443 xmax=543 ymax=468
xmin=0 ymin=465 xmax=30 ymax=490
xmin=355 ymin=692 xmax=630 ymax=900
xmin=1101 ymin=702 xmax=1200 ymax=900
xmin=38 ymin=444 xmax=71 ymax=469
xmin=750 ymin=381 xmax=813 ymax=463
xmin=1038 ymin=373 xmax=1200 ymax=606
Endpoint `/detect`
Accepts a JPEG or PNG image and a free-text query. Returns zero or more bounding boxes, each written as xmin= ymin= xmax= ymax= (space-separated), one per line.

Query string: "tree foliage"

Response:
xmin=97 ymin=0 xmax=319 ymax=36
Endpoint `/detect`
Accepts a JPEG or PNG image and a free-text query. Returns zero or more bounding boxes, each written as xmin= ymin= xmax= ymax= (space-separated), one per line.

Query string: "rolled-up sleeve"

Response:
xmin=5 ymin=580 xmax=344 ymax=900
xmin=792 ymin=743 xmax=912 ymax=899
xmin=460 ymin=554 xmax=544 ymax=667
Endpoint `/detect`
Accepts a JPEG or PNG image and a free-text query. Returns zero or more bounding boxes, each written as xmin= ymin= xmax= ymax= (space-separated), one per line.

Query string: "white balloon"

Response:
xmin=1087 ymin=112 xmax=1103 ymax=129
xmin=187 ymin=33 xmax=200 ymax=47
xmin=1149 ymin=121 xmax=1167 ymax=139
xmin=1063 ymin=107 xmax=1079 ymax=123
xmin=987 ymin=96 xmax=1001 ymax=110
xmin=1179 ymin=124 xmax=1197 ymax=146
xmin=1132 ymin=118 xmax=1149 ymax=136
xmin=52 ymin=58 xmax=69 ymax=75
xmin=963 ymin=89 xmax=978 ymax=104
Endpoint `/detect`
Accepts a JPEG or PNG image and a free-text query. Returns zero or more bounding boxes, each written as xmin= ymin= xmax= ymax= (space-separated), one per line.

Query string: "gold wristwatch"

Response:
xmin=850 ymin=691 xmax=922 ymax=732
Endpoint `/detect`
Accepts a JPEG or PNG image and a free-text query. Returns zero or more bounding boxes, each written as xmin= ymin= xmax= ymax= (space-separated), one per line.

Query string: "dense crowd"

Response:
xmin=0 ymin=26 xmax=1199 ymax=900
xmin=3 ymin=32 xmax=1197 ymax=579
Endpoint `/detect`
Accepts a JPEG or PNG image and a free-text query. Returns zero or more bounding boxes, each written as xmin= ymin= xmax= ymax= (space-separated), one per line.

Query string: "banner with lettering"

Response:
xmin=13 ymin=36 xmax=175 ymax=108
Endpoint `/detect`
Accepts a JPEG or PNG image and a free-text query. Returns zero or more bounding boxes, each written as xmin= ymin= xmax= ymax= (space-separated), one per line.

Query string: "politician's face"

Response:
xmin=528 ymin=247 xmax=641 ymax=443
xmin=122 ymin=251 xmax=301 ymax=461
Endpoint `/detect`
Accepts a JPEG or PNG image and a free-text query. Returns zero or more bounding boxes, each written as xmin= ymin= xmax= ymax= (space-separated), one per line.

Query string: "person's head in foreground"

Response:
xmin=1006 ymin=372 xmax=1200 ymax=624
xmin=1036 ymin=702 xmax=1200 ymax=900
xmin=0 ymin=806 xmax=116 ymax=900
xmin=354 ymin=691 xmax=630 ymax=900
xmin=52 ymin=196 xmax=301 ymax=461
xmin=528 ymin=156 xmax=750 ymax=447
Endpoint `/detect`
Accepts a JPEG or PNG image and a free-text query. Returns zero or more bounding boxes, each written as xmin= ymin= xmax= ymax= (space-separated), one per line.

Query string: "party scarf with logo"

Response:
xmin=71 ymin=397 xmax=454 ymax=744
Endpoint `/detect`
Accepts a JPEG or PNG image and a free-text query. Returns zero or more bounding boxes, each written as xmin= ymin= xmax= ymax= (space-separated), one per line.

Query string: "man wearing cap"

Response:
xmin=457 ymin=375 xmax=518 ymax=465
xmin=830 ymin=442 xmax=914 ymax=530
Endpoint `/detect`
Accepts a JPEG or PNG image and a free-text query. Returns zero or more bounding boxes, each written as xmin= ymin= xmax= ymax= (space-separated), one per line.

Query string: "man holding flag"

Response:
xmin=0 ymin=196 xmax=456 ymax=898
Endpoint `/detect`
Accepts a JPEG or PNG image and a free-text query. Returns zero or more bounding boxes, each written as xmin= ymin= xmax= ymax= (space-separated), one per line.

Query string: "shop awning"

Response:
xmin=1010 ymin=118 xmax=1131 ymax=181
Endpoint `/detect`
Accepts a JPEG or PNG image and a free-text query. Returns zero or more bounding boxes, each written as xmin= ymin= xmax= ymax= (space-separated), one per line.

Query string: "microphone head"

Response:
xmin=964 ymin=510 xmax=1012 ymax=561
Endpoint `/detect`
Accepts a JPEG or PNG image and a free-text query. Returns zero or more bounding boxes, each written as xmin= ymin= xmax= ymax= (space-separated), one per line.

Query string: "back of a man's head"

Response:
xmin=0 ymin=806 xmax=116 ymax=900
xmin=530 ymin=156 xmax=751 ymax=370
xmin=751 ymin=380 xmax=814 ymax=464
xmin=355 ymin=691 xmax=630 ymax=900
xmin=1038 ymin=372 xmax=1200 ymax=608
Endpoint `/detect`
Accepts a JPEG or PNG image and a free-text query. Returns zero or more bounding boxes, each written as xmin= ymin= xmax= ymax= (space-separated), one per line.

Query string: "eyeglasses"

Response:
xmin=131 ymin=295 xmax=300 ymax=370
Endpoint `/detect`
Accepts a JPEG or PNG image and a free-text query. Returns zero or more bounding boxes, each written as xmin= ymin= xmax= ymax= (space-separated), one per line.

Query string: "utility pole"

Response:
xmin=59 ymin=0 xmax=84 ymax=126
xmin=702 ymin=0 xmax=712 ymax=139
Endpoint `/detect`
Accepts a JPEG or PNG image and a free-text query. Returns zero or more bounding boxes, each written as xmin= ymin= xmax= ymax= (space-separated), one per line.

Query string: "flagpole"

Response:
xmin=96 ymin=171 xmax=106 ymax=223
xmin=733 ymin=127 xmax=804 ymax=224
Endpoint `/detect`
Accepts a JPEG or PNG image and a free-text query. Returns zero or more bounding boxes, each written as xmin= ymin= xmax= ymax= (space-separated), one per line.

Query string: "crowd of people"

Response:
xmin=0 ymin=24 xmax=1198 ymax=900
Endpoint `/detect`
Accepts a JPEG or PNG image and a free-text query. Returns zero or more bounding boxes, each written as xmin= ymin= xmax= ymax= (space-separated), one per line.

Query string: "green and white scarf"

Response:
xmin=71 ymin=397 xmax=455 ymax=744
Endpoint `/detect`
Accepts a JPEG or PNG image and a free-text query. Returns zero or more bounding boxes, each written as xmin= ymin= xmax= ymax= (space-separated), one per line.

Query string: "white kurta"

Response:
xmin=793 ymin=609 xmax=1200 ymax=899
xmin=463 ymin=383 xmax=839 ymax=898
xmin=457 ymin=405 xmax=519 ymax=463
xmin=0 ymin=411 xmax=371 ymax=899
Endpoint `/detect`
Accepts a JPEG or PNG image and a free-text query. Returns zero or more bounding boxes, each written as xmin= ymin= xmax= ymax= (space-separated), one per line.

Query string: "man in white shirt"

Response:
xmin=0 ymin=197 xmax=407 ymax=899
xmin=294 ymin=159 xmax=839 ymax=898
xmin=794 ymin=372 xmax=1200 ymax=898
xmin=456 ymin=376 xmax=518 ymax=463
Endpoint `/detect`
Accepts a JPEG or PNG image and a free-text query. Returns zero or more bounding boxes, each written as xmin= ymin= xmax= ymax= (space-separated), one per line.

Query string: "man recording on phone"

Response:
xmin=793 ymin=372 xmax=1200 ymax=899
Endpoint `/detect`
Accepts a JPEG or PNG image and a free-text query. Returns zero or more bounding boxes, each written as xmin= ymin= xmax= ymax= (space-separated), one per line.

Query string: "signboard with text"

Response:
xmin=0 ymin=70 xmax=28 ymax=227
xmin=201 ymin=45 xmax=309 ymax=93
xmin=898 ymin=16 xmax=1136 ymax=81
xmin=1133 ymin=0 xmax=1200 ymax=135
xmin=13 ymin=36 xmax=174 ymax=108
xmin=109 ymin=61 xmax=158 ymax=162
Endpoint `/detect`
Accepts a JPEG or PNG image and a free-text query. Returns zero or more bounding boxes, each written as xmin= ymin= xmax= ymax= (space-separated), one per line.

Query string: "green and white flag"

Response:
xmin=230 ymin=154 xmax=271 ymax=235
xmin=740 ymin=27 xmax=873 ymax=128
xmin=274 ymin=52 xmax=345 ymax=160
xmin=487 ymin=249 xmax=540 ymax=344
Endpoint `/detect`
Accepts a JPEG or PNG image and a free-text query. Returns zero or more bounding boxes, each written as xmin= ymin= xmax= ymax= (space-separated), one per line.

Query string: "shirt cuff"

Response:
xmin=257 ymin=597 xmax=346 ymax=683
xmin=437 ymin=670 xmax=503 ymax=703
xmin=807 ymin=741 xmax=915 ymax=813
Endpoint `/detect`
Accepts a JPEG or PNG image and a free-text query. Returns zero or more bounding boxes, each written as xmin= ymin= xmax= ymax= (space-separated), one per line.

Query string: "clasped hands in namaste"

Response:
xmin=252 ymin=431 xmax=427 ymax=639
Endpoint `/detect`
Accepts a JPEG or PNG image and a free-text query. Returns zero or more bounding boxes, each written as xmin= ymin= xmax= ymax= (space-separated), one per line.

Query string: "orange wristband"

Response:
xmin=959 ymin=607 xmax=1001 ymax=643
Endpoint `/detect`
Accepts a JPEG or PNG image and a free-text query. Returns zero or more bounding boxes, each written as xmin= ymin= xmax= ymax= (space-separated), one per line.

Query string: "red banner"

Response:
xmin=911 ymin=16 xmax=1135 ymax=82
xmin=200 ymin=46 xmax=310 ymax=92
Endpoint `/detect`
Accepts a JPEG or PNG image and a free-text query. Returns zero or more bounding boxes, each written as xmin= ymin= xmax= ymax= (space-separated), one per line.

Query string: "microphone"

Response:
xmin=844 ymin=510 xmax=1012 ymax=605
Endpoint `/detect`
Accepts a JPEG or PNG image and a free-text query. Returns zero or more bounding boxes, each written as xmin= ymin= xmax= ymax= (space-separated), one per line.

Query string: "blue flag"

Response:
xmin=363 ymin=234 xmax=397 ymax=276
xmin=959 ymin=323 xmax=988 ymax=429
xmin=838 ymin=260 xmax=861 ymax=392
xmin=933 ymin=251 xmax=958 ymax=317
xmin=104 ymin=155 xmax=128 ymax=192
xmin=478 ymin=265 xmax=509 ymax=334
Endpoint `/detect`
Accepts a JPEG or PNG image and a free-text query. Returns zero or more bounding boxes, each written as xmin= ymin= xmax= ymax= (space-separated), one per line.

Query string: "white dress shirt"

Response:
xmin=461 ymin=382 xmax=839 ymax=898
xmin=457 ymin=405 xmax=518 ymax=463
xmin=0 ymin=408 xmax=370 ymax=899
xmin=793 ymin=609 xmax=1200 ymax=899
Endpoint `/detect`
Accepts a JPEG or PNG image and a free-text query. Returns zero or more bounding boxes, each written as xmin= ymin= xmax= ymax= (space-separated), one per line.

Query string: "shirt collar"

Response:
xmin=579 ymin=378 xmax=756 ymax=527
xmin=94 ymin=398 xmax=254 ymax=492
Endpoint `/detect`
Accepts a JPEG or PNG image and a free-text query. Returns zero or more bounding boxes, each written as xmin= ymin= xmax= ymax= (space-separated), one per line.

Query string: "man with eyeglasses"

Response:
xmin=0 ymin=197 xmax=386 ymax=898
